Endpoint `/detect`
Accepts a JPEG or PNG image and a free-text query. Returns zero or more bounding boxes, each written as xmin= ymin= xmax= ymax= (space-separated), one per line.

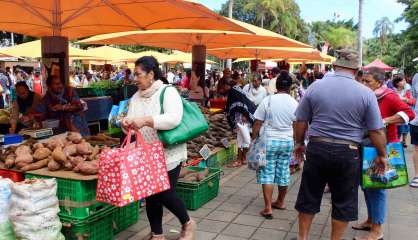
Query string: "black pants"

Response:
xmin=146 ymin=164 xmax=190 ymax=234
xmin=295 ymin=141 xmax=361 ymax=222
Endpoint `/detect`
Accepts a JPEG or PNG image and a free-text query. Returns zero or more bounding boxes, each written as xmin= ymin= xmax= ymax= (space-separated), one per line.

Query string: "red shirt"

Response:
xmin=378 ymin=89 xmax=415 ymax=142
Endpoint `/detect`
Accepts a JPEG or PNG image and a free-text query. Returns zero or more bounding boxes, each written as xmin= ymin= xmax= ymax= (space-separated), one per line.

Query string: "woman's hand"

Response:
xmin=122 ymin=117 xmax=153 ymax=131
xmin=121 ymin=118 xmax=134 ymax=130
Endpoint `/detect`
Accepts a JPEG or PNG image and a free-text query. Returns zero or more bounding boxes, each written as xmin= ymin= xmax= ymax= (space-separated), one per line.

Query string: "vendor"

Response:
xmin=34 ymin=75 xmax=90 ymax=136
xmin=9 ymin=81 xmax=42 ymax=133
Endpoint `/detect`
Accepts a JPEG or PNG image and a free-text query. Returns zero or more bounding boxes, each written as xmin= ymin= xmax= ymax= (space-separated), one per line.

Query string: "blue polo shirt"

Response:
xmin=295 ymin=70 xmax=383 ymax=143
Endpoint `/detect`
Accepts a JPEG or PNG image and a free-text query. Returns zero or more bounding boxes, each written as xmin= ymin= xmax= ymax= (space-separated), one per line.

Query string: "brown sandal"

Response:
xmin=228 ymin=161 xmax=242 ymax=168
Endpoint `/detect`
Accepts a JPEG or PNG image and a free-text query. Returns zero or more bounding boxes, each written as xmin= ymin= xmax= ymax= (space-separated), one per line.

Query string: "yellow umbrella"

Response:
xmin=208 ymin=47 xmax=322 ymax=60
xmin=0 ymin=40 xmax=91 ymax=58
xmin=132 ymin=51 xmax=170 ymax=63
xmin=160 ymin=52 xmax=216 ymax=64
xmin=0 ymin=1 xmax=249 ymax=39
xmin=79 ymin=18 xmax=310 ymax=51
xmin=84 ymin=46 xmax=137 ymax=62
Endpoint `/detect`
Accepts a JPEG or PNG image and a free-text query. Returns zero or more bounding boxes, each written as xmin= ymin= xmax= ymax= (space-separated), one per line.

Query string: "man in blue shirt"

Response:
xmin=293 ymin=49 xmax=387 ymax=240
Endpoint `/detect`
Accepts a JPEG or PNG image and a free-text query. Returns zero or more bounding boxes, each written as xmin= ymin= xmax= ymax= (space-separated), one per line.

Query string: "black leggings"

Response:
xmin=146 ymin=164 xmax=190 ymax=234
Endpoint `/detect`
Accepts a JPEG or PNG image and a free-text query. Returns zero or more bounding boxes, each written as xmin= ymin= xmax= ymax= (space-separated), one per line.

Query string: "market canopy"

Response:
xmin=84 ymin=46 xmax=138 ymax=62
xmin=0 ymin=0 xmax=249 ymax=39
xmin=363 ymin=59 xmax=394 ymax=71
xmin=79 ymin=18 xmax=310 ymax=51
xmin=0 ymin=40 xmax=91 ymax=58
xmin=207 ymin=47 xmax=323 ymax=60
xmin=131 ymin=51 xmax=170 ymax=63
xmin=160 ymin=52 xmax=216 ymax=64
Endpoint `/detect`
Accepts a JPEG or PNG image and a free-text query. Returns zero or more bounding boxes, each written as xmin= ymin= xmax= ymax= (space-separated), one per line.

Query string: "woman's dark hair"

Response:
xmin=276 ymin=70 xmax=292 ymax=92
xmin=232 ymin=71 xmax=240 ymax=81
xmin=366 ymin=67 xmax=385 ymax=84
xmin=135 ymin=56 xmax=162 ymax=80
xmin=392 ymin=74 xmax=405 ymax=88
xmin=15 ymin=81 xmax=30 ymax=90
xmin=125 ymin=68 xmax=131 ymax=75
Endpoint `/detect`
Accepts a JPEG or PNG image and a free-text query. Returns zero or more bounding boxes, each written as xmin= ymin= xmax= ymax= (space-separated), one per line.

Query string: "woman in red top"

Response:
xmin=393 ymin=74 xmax=416 ymax=147
xmin=353 ymin=67 xmax=415 ymax=240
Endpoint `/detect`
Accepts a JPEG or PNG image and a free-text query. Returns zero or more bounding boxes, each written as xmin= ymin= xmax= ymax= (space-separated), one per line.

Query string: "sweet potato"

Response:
xmin=67 ymin=132 xmax=83 ymax=144
xmin=21 ymin=159 xmax=48 ymax=171
xmin=196 ymin=168 xmax=209 ymax=182
xmin=52 ymin=146 xmax=66 ymax=164
xmin=75 ymin=160 xmax=98 ymax=175
xmin=5 ymin=154 xmax=15 ymax=168
xmin=46 ymin=139 xmax=64 ymax=150
xmin=15 ymin=154 xmax=33 ymax=164
xmin=87 ymin=145 xmax=100 ymax=161
xmin=15 ymin=145 xmax=31 ymax=156
xmin=179 ymin=168 xmax=193 ymax=178
xmin=76 ymin=142 xmax=92 ymax=155
xmin=63 ymin=160 xmax=73 ymax=170
xmin=48 ymin=158 xmax=61 ymax=171
xmin=0 ymin=161 xmax=5 ymax=168
xmin=63 ymin=144 xmax=77 ymax=157
xmin=33 ymin=147 xmax=52 ymax=160
xmin=69 ymin=156 xmax=85 ymax=168
xmin=33 ymin=143 xmax=44 ymax=150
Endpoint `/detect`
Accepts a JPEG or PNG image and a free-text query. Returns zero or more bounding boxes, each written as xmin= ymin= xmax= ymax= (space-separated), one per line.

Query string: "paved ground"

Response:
xmin=116 ymin=147 xmax=418 ymax=240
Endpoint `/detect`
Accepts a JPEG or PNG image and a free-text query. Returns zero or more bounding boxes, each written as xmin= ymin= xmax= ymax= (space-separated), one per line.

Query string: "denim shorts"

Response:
xmin=295 ymin=141 xmax=361 ymax=222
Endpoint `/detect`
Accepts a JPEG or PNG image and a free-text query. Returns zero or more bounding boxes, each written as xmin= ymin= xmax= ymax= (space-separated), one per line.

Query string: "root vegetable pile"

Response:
xmin=178 ymin=167 xmax=210 ymax=183
xmin=187 ymin=113 xmax=234 ymax=159
xmin=0 ymin=132 xmax=108 ymax=175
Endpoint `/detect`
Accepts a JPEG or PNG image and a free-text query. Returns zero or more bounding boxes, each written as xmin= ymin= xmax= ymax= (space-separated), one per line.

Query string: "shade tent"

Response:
xmin=84 ymin=46 xmax=138 ymax=62
xmin=0 ymin=0 xmax=249 ymax=39
xmin=363 ymin=59 xmax=395 ymax=71
xmin=207 ymin=47 xmax=323 ymax=60
xmin=132 ymin=51 xmax=171 ymax=63
xmin=160 ymin=52 xmax=216 ymax=64
xmin=0 ymin=40 xmax=91 ymax=58
xmin=79 ymin=18 xmax=310 ymax=51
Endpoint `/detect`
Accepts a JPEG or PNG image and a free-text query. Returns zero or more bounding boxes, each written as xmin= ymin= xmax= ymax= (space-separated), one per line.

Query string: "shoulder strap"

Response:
xmin=159 ymin=85 xmax=171 ymax=114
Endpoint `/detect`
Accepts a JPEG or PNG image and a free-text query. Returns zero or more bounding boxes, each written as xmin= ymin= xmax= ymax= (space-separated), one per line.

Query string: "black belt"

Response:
xmin=309 ymin=136 xmax=359 ymax=147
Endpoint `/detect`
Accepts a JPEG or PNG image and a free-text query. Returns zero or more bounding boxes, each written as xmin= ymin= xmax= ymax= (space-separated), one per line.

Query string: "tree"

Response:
xmin=373 ymin=17 xmax=395 ymax=55
xmin=243 ymin=0 xmax=284 ymax=28
xmin=324 ymin=27 xmax=356 ymax=49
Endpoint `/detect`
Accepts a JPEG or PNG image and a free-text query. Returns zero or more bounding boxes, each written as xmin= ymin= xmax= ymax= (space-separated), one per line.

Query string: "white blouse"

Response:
xmin=127 ymin=85 xmax=187 ymax=171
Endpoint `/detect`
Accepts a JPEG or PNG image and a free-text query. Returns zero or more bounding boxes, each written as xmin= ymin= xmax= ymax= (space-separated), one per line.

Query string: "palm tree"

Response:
xmin=244 ymin=0 xmax=285 ymax=28
xmin=373 ymin=17 xmax=395 ymax=55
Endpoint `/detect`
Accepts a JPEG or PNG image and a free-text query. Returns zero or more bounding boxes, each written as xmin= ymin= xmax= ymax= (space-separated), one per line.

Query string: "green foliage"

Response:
xmin=89 ymin=80 xmax=122 ymax=89
xmin=324 ymin=27 xmax=356 ymax=49
xmin=308 ymin=19 xmax=357 ymax=51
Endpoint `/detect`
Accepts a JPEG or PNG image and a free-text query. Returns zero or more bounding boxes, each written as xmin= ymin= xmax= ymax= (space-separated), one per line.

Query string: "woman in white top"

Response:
xmin=251 ymin=71 xmax=298 ymax=219
xmin=122 ymin=56 xmax=195 ymax=240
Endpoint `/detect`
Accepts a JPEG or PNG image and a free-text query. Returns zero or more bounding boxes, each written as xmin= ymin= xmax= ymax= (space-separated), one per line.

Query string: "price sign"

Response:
xmin=199 ymin=144 xmax=211 ymax=160
xmin=221 ymin=138 xmax=231 ymax=148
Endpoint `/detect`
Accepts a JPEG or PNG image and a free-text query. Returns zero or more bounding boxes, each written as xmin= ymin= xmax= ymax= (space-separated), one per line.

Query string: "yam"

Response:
xmin=33 ymin=147 xmax=52 ymax=160
xmin=179 ymin=168 xmax=193 ymax=178
xmin=63 ymin=161 xmax=73 ymax=170
xmin=0 ymin=161 xmax=5 ymax=168
xmin=15 ymin=145 xmax=31 ymax=156
xmin=52 ymin=146 xmax=67 ymax=164
xmin=87 ymin=145 xmax=100 ymax=161
xmin=76 ymin=142 xmax=92 ymax=155
xmin=47 ymin=158 xmax=61 ymax=171
xmin=67 ymin=132 xmax=83 ymax=144
xmin=69 ymin=156 xmax=85 ymax=168
xmin=21 ymin=159 xmax=48 ymax=171
xmin=196 ymin=168 xmax=209 ymax=181
xmin=63 ymin=144 xmax=77 ymax=157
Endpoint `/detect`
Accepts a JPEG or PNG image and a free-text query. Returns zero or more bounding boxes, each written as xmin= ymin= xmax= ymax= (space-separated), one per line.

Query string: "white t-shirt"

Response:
xmin=268 ymin=77 xmax=277 ymax=95
xmin=254 ymin=93 xmax=298 ymax=140
xmin=242 ymin=84 xmax=267 ymax=106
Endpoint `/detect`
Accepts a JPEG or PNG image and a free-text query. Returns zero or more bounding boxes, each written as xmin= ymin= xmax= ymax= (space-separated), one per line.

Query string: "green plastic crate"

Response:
xmin=112 ymin=201 xmax=140 ymax=234
xmin=25 ymin=173 xmax=109 ymax=220
xmin=207 ymin=148 xmax=228 ymax=168
xmin=176 ymin=167 xmax=221 ymax=210
xmin=61 ymin=206 xmax=114 ymax=240
xmin=226 ymin=143 xmax=238 ymax=164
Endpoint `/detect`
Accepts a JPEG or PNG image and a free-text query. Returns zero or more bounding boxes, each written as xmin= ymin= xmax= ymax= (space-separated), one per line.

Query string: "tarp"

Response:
xmin=363 ymin=59 xmax=394 ymax=71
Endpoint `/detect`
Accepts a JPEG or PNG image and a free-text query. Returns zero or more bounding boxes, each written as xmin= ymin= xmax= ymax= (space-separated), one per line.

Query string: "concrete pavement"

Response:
xmin=115 ymin=146 xmax=418 ymax=240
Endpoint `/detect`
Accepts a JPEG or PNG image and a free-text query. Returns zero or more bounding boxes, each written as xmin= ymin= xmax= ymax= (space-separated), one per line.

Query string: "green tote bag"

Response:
xmin=157 ymin=86 xmax=209 ymax=145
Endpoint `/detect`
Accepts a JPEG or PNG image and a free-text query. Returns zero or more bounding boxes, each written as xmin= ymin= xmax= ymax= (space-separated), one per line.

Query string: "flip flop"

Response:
xmin=259 ymin=211 xmax=273 ymax=220
xmin=353 ymin=235 xmax=384 ymax=240
xmin=352 ymin=224 xmax=372 ymax=231
xmin=272 ymin=204 xmax=286 ymax=210
xmin=409 ymin=177 xmax=418 ymax=188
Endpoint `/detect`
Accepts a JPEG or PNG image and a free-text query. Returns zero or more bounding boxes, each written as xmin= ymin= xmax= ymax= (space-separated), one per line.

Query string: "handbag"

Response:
xmin=362 ymin=142 xmax=409 ymax=189
xmin=96 ymin=130 xmax=170 ymax=207
xmin=158 ymin=86 xmax=209 ymax=145
xmin=247 ymin=97 xmax=272 ymax=170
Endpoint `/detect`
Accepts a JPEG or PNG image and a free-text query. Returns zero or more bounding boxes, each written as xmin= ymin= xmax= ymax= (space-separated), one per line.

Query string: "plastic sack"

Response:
xmin=10 ymin=178 xmax=64 ymax=240
xmin=237 ymin=123 xmax=251 ymax=148
xmin=247 ymin=133 xmax=267 ymax=170
xmin=0 ymin=178 xmax=15 ymax=240
xmin=108 ymin=105 xmax=121 ymax=135
xmin=115 ymin=99 xmax=130 ymax=127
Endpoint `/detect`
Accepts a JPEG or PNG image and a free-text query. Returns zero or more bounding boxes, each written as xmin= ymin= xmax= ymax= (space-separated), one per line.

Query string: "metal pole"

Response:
xmin=358 ymin=0 xmax=363 ymax=67
xmin=226 ymin=0 xmax=233 ymax=70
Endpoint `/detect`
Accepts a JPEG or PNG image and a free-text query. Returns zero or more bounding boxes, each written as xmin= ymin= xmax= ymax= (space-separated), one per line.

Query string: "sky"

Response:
xmin=196 ymin=0 xmax=409 ymax=39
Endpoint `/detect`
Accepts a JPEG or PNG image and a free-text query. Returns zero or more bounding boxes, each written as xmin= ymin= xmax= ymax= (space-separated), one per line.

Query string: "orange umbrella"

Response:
xmin=207 ymin=47 xmax=324 ymax=60
xmin=0 ymin=1 xmax=249 ymax=39
xmin=79 ymin=18 xmax=310 ymax=50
